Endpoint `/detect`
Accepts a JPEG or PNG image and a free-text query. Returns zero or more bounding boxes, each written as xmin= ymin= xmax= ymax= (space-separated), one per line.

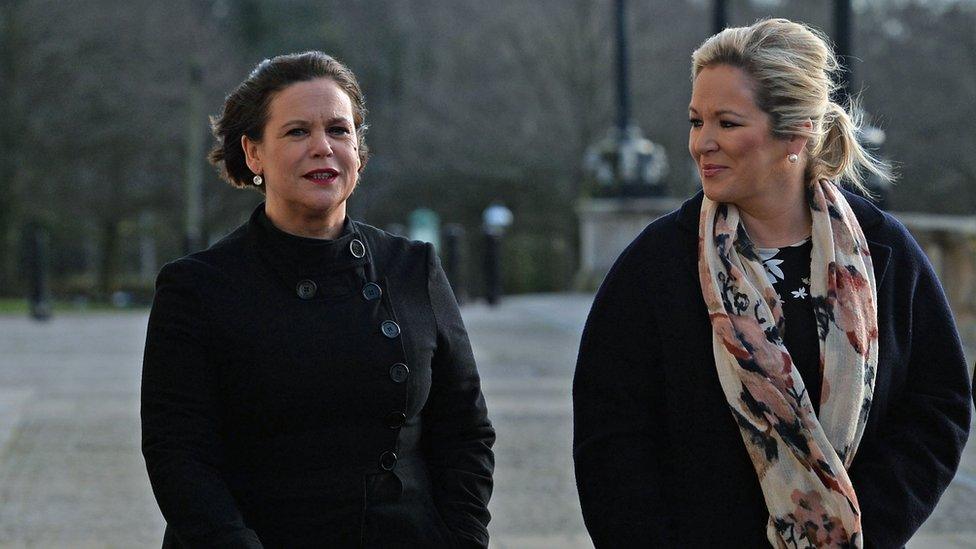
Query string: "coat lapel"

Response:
xmin=867 ymin=240 xmax=892 ymax=291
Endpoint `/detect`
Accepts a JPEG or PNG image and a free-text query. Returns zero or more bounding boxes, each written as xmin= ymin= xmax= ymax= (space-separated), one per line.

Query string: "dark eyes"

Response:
xmin=285 ymin=126 xmax=351 ymax=137
xmin=688 ymin=119 xmax=739 ymax=129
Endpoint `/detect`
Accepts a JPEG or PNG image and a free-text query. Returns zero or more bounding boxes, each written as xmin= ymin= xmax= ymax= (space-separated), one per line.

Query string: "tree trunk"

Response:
xmin=0 ymin=0 xmax=24 ymax=296
xmin=98 ymin=219 xmax=120 ymax=300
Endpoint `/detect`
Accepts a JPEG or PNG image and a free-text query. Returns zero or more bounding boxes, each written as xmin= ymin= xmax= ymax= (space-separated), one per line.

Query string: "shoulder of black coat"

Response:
xmin=351 ymin=220 xmax=432 ymax=270
xmin=840 ymin=187 xmax=937 ymax=291
xmin=841 ymin=188 xmax=918 ymax=251
xmin=594 ymin=192 xmax=699 ymax=296
xmin=622 ymin=191 xmax=699 ymax=265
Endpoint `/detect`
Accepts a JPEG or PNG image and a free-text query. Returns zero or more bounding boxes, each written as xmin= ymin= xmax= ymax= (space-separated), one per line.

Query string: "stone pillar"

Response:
xmin=576 ymin=196 xmax=683 ymax=290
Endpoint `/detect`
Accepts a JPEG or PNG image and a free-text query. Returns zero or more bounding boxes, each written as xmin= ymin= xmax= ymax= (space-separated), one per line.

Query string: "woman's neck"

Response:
xmin=737 ymin=186 xmax=811 ymax=248
xmin=264 ymin=202 xmax=345 ymax=240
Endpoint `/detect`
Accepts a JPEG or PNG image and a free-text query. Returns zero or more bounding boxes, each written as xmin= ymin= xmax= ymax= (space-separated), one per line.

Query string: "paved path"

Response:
xmin=0 ymin=296 xmax=973 ymax=547
xmin=0 ymin=312 xmax=163 ymax=547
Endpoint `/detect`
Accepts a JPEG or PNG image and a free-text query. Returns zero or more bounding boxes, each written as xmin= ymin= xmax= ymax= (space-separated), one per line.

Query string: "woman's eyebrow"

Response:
xmin=688 ymin=106 xmax=747 ymax=118
xmin=716 ymin=109 xmax=746 ymax=117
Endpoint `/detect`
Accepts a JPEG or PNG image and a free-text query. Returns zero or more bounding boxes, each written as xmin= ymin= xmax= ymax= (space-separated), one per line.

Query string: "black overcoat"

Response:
xmin=142 ymin=206 xmax=495 ymax=548
xmin=573 ymin=190 xmax=972 ymax=548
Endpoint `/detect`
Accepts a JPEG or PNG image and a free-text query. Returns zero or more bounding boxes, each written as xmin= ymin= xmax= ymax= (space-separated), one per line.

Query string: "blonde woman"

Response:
xmin=573 ymin=19 xmax=970 ymax=548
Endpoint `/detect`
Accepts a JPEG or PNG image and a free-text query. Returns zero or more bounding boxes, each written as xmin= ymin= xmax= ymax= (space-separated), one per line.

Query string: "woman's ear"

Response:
xmin=788 ymin=119 xmax=814 ymax=155
xmin=242 ymin=134 xmax=262 ymax=175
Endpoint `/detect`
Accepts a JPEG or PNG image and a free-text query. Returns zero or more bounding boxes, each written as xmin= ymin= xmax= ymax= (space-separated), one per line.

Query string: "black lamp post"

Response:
xmin=584 ymin=0 xmax=668 ymax=198
xmin=832 ymin=0 xmax=890 ymax=208
xmin=833 ymin=0 xmax=853 ymax=103
xmin=614 ymin=0 xmax=630 ymax=136
xmin=713 ymin=0 xmax=728 ymax=34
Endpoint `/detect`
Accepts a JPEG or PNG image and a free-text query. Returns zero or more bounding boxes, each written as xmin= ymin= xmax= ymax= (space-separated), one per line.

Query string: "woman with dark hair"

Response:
xmin=141 ymin=51 xmax=495 ymax=548
xmin=573 ymin=19 xmax=971 ymax=548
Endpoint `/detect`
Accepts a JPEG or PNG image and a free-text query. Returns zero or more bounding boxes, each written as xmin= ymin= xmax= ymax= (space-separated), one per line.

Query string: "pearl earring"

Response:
xmin=788 ymin=153 xmax=799 ymax=164
xmin=253 ymin=174 xmax=263 ymax=186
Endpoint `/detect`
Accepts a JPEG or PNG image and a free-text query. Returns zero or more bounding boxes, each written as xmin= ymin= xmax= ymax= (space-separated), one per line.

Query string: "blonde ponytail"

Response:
xmin=814 ymin=101 xmax=891 ymax=195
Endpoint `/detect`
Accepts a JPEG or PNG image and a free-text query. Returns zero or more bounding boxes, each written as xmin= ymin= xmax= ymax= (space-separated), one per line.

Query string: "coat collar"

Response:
xmin=245 ymin=203 xmax=371 ymax=293
xmin=675 ymin=187 xmax=891 ymax=285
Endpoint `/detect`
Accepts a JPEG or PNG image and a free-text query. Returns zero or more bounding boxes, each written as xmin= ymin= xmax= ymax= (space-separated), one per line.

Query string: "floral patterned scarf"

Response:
xmin=698 ymin=180 xmax=879 ymax=548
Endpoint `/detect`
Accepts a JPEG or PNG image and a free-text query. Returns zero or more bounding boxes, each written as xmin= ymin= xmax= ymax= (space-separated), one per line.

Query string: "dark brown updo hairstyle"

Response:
xmin=208 ymin=51 xmax=369 ymax=192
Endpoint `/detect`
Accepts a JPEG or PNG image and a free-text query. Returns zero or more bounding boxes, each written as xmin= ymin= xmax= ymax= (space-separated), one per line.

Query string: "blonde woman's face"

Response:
xmin=688 ymin=65 xmax=794 ymax=210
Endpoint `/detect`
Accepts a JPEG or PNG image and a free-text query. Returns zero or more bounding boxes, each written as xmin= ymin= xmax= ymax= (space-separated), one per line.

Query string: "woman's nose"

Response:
xmin=693 ymin=129 xmax=718 ymax=156
xmin=310 ymin=131 xmax=333 ymax=157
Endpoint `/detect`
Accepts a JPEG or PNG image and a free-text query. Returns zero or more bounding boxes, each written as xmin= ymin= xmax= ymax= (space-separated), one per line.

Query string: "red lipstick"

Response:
xmin=303 ymin=168 xmax=339 ymax=185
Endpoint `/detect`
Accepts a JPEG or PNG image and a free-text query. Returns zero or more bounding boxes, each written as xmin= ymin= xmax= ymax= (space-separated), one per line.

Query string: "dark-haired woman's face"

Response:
xmin=243 ymin=77 xmax=361 ymax=234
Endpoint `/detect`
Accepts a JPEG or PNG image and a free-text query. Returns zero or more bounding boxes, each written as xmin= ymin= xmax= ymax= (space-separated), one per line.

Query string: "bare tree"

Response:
xmin=0 ymin=0 xmax=28 ymax=295
xmin=3 ymin=0 xmax=973 ymax=298
xmin=13 ymin=0 xmax=239 ymax=296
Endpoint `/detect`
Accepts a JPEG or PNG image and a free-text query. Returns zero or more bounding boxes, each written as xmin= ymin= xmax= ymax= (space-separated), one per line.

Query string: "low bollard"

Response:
xmin=22 ymin=221 xmax=52 ymax=321
xmin=482 ymin=202 xmax=513 ymax=307
xmin=442 ymin=223 xmax=466 ymax=305
xmin=483 ymin=231 xmax=500 ymax=307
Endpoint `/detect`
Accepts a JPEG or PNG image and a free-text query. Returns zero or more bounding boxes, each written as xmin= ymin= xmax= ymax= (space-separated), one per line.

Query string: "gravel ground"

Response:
xmin=0 ymin=296 xmax=972 ymax=548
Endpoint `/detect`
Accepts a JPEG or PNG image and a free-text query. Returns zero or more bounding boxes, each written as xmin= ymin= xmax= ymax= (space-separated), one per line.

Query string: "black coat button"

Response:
xmin=381 ymin=320 xmax=400 ymax=339
xmin=386 ymin=411 xmax=406 ymax=429
xmin=362 ymin=282 xmax=382 ymax=301
xmin=349 ymin=239 xmax=366 ymax=259
xmin=379 ymin=450 xmax=398 ymax=471
xmin=296 ymin=279 xmax=317 ymax=300
xmin=389 ymin=363 xmax=409 ymax=383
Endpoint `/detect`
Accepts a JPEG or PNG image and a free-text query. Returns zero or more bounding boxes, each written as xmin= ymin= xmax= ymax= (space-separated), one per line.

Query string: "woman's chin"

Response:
xmin=701 ymin=182 xmax=731 ymax=204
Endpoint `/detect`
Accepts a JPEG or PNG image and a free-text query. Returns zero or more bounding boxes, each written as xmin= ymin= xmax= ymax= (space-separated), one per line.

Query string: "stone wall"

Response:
xmin=894 ymin=212 xmax=976 ymax=358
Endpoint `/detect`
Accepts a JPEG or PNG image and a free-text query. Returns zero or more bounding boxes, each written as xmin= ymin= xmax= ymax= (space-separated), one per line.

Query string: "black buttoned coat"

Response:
xmin=142 ymin=206 xmax=495 ymax=548
xmin=573 ymin=190 xmax=972 ymax=548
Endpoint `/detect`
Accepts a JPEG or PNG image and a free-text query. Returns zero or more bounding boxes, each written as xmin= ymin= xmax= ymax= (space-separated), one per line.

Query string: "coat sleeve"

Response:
xmin=848 ymin=233 xmax=972 ymax=548
xmin=141 ymin=260 xmax=263 ymax=549
xmin=422 ymin=243 xmax=496 ymax=549
xmin=572 ymin=237 xmax=676 ymax=547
